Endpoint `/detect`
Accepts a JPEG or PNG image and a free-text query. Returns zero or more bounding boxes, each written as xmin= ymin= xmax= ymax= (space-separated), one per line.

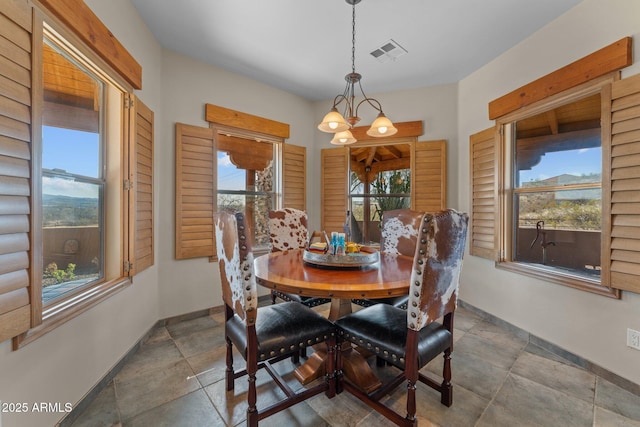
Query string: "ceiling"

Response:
xmin=130 ymin=0 xmax=583 ymax=101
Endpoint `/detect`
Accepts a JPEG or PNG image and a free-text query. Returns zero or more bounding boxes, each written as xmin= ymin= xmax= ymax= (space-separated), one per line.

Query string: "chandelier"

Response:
xmin=317 ymin=0 xmax=397 ymax=145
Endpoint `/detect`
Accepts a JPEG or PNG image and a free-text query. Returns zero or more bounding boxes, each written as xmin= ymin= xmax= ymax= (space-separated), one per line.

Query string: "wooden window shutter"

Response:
xmin=604 ymin=73 xmax=640 ymax=293
xmin=321 ymin=147 xmax=349 ymax=233
xmin=175 ymin=123 xmax=216 ymax=259
xmin=414 ymin=140 xmax=447 ymax=212
xmin=469 ymin=127 xmax=499 ymax=260
xmin=127 ymin=96 xmax=154 ymax=274
xmin=282 ymin=143 xmax=306 ymax=211
xmin=0 ymin=0 xmax=36 ymax=342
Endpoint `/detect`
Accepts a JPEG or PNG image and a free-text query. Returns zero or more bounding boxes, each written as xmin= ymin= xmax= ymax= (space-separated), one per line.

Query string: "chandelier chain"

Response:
xmin=351 ymin=1 xmax=356 ymax=74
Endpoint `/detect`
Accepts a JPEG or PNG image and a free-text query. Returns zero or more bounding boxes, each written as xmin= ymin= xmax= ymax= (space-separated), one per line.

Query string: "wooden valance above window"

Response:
xmin=37 ymin=0 xmax=142 ymax=89
xmin=488 ymin=37 xmax=632 ymax=120
xmin=205 ymin=104 xmax=290 ymax=139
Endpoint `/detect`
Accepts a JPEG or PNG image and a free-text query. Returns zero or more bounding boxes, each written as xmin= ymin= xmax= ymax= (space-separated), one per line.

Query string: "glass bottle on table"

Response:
xmin=330 ymin=232 xmax=338 ymax=255
xmin=336 ymin=233 xmax=346 ymax=256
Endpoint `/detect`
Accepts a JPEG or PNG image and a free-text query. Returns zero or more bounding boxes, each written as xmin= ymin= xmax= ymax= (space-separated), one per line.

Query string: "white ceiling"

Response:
xmin=130 ymin=0 xmax=583 ymax=101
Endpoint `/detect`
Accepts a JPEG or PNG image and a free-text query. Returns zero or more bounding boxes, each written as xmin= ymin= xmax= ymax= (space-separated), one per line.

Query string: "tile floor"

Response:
xmin=64 ymin=303 xmax=640 ymax=427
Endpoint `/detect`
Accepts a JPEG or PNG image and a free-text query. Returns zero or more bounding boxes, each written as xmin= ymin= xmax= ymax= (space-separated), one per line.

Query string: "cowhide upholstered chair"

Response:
xmin=352 ymin=209 xmax=425 ymax=310
xmin=215 ymin=210 xmax=336 ymax=426
xmin=268 ymin=208 xmax=330 ymax=308
xmin=335 ymin=209 xmax=469 ymax=426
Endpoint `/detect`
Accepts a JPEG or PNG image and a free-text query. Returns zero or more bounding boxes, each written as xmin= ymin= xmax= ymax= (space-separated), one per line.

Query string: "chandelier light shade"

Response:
xmin=330 ymin=129 xmax=357 ymax=145
xmin=318 ymin=107 xmax=350 ymax=133
xmin=366 ymin=112 xmax=398 ymax=137
xmin=319 ymin=0 xmax=397 ymax=145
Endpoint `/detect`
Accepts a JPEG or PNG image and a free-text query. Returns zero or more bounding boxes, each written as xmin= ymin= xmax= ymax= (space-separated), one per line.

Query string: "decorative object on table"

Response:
xmin=335 ymin=209 xmax=469 ymax=426
xmin=317 ymin=0 xmax=398 ymax=145
xmin=303 ymin=248 xmax=379 ymax=269
xmin=215 ymin=210 xmax=337 ymax=426
xmin=268 ymin=208 xmax=331 ymax=308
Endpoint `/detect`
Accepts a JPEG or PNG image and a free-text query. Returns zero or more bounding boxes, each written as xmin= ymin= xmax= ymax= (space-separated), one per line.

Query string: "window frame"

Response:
xmin=494 ymin=75 xmax=619 ymax=297
xmin=40 ymin=29 xmax=109 ymax=306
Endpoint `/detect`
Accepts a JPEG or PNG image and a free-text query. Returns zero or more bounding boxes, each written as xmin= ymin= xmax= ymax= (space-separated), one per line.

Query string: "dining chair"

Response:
xmin=352 ymin=208 xmax=425 ymax=310
xmin=335 ymin=209 xmax=469 ymax=426
xmin=215 ymin=210 xmax=337 ymax=426
xmin=268 ymin=208 xmax=330 ymax=308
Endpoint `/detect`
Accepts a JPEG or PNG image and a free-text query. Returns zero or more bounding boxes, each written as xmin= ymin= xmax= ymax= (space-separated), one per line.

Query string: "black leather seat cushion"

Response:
xmin=351 ymin=295 xmax=408 ymax=310
xmin=226 ymin=302 xmax=335 ymax=361
xmin=335 ymin=303 xmax=451 ymax=369
xmin=273 ymin=290 xmax=331 ymax=307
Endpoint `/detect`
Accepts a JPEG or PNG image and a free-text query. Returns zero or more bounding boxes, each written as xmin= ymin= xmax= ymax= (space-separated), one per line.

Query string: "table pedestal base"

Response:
xmin=294 ymin=342 xmax=381 ymax=394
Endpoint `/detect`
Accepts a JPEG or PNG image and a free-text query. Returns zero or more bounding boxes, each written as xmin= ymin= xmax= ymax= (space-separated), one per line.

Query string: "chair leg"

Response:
xmin=225 ymin=337 xmax=234 ymax=391
xmin=335 ymin=337 xmax=344 ymax=395
xmin=325 ymin=336 xmax=336 ymax=398
xmin=441 ymin=348 xmax=453 ymax=406
xmin=246 ymin=347 xmax=258 ymax=426
xmin=271 ymin=290 xmax=277 ymax=304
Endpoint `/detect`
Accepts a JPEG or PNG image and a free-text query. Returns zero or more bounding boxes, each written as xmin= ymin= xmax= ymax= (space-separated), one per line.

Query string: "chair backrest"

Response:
xmin=268 ymin=208 xmax=309 ymax=252
xmin=407 ymin=209 xmax=469 ymax=331
xmin=380 ymin=209 xmax=425 ymax=256
xmin=214 ymin=210 xmax=258 ymax=325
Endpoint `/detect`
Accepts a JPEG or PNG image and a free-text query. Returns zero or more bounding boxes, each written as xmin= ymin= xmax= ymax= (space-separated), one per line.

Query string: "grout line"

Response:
xmin=459 ymin=300 xmax=640 ymax=397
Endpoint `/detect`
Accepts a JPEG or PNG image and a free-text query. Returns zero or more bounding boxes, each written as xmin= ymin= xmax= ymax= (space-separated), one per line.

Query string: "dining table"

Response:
xmin=253 ymin=248 xmax=413 ymax=393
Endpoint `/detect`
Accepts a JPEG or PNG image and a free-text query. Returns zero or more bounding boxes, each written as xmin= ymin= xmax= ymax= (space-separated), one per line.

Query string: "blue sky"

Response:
xmin=42 ymin=126 xmax=99 ymax=177
xmin=42 ymin=126 xmax=100 ymax=198
xmin=217 ymin=152 xmax=246 ymax=191
xmin=519 ymin=147 xmax=601 ymax=184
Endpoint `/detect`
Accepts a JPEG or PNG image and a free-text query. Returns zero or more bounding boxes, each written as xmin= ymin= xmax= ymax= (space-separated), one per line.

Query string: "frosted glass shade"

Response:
xmin=366 ymin=113 xmax=398 ymax=137
xmin=330 ymin=130 xmax=357 ymax=145
xmin=318 ymin=108 xmax=349 ymax=133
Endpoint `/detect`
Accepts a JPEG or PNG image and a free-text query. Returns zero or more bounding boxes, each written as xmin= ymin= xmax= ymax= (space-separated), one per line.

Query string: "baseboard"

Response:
xmin=458 ymin=300 xmax=640 ymax=397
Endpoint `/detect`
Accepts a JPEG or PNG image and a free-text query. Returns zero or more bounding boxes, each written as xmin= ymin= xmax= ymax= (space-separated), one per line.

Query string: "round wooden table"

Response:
xmin=254 ymin=248 xmax=413 ymax=393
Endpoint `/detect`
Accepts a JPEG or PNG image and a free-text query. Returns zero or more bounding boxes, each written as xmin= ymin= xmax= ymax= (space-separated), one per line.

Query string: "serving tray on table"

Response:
xmin=303 ymin=249 xmax=379 ymax=269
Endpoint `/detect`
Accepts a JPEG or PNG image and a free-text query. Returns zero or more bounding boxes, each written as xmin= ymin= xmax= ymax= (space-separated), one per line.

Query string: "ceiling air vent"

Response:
xmin=370 ymin=39 xmax=407 ymax=63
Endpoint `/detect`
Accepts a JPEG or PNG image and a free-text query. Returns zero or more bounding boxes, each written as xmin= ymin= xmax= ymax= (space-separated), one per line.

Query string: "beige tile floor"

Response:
xmin=64 ymin=304 xmax=640 ymax=427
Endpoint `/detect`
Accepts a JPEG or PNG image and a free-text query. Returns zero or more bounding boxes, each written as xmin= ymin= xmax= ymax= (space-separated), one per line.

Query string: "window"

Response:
xmin=348 ymin=143 xmax=411 ymax=244
xmin=509 ymin=94 xmax=602 ymax=281
xmin=41 ymin=34 xmax=107 ymax=304
xmin=494 ymin=84 xmax=611 ymax=294
xmin=216 ymin=130 xmax=280 ymax=250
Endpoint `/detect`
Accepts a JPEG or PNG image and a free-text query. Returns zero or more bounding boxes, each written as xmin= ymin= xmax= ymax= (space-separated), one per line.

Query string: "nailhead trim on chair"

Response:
xmin=338 ymin=330 xmax=405 ymax=366
xmin=272 ymin=290 xmax=330 ymax=307
xmin=258 ymin=332 xmax=334 ymax=361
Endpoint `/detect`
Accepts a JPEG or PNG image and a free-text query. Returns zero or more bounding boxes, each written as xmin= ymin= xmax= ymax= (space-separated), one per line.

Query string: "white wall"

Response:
xmin=0 ymin=1 xmax=164 ymax=426
xmin=457 ymin=0 xmax=640 ymax=386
